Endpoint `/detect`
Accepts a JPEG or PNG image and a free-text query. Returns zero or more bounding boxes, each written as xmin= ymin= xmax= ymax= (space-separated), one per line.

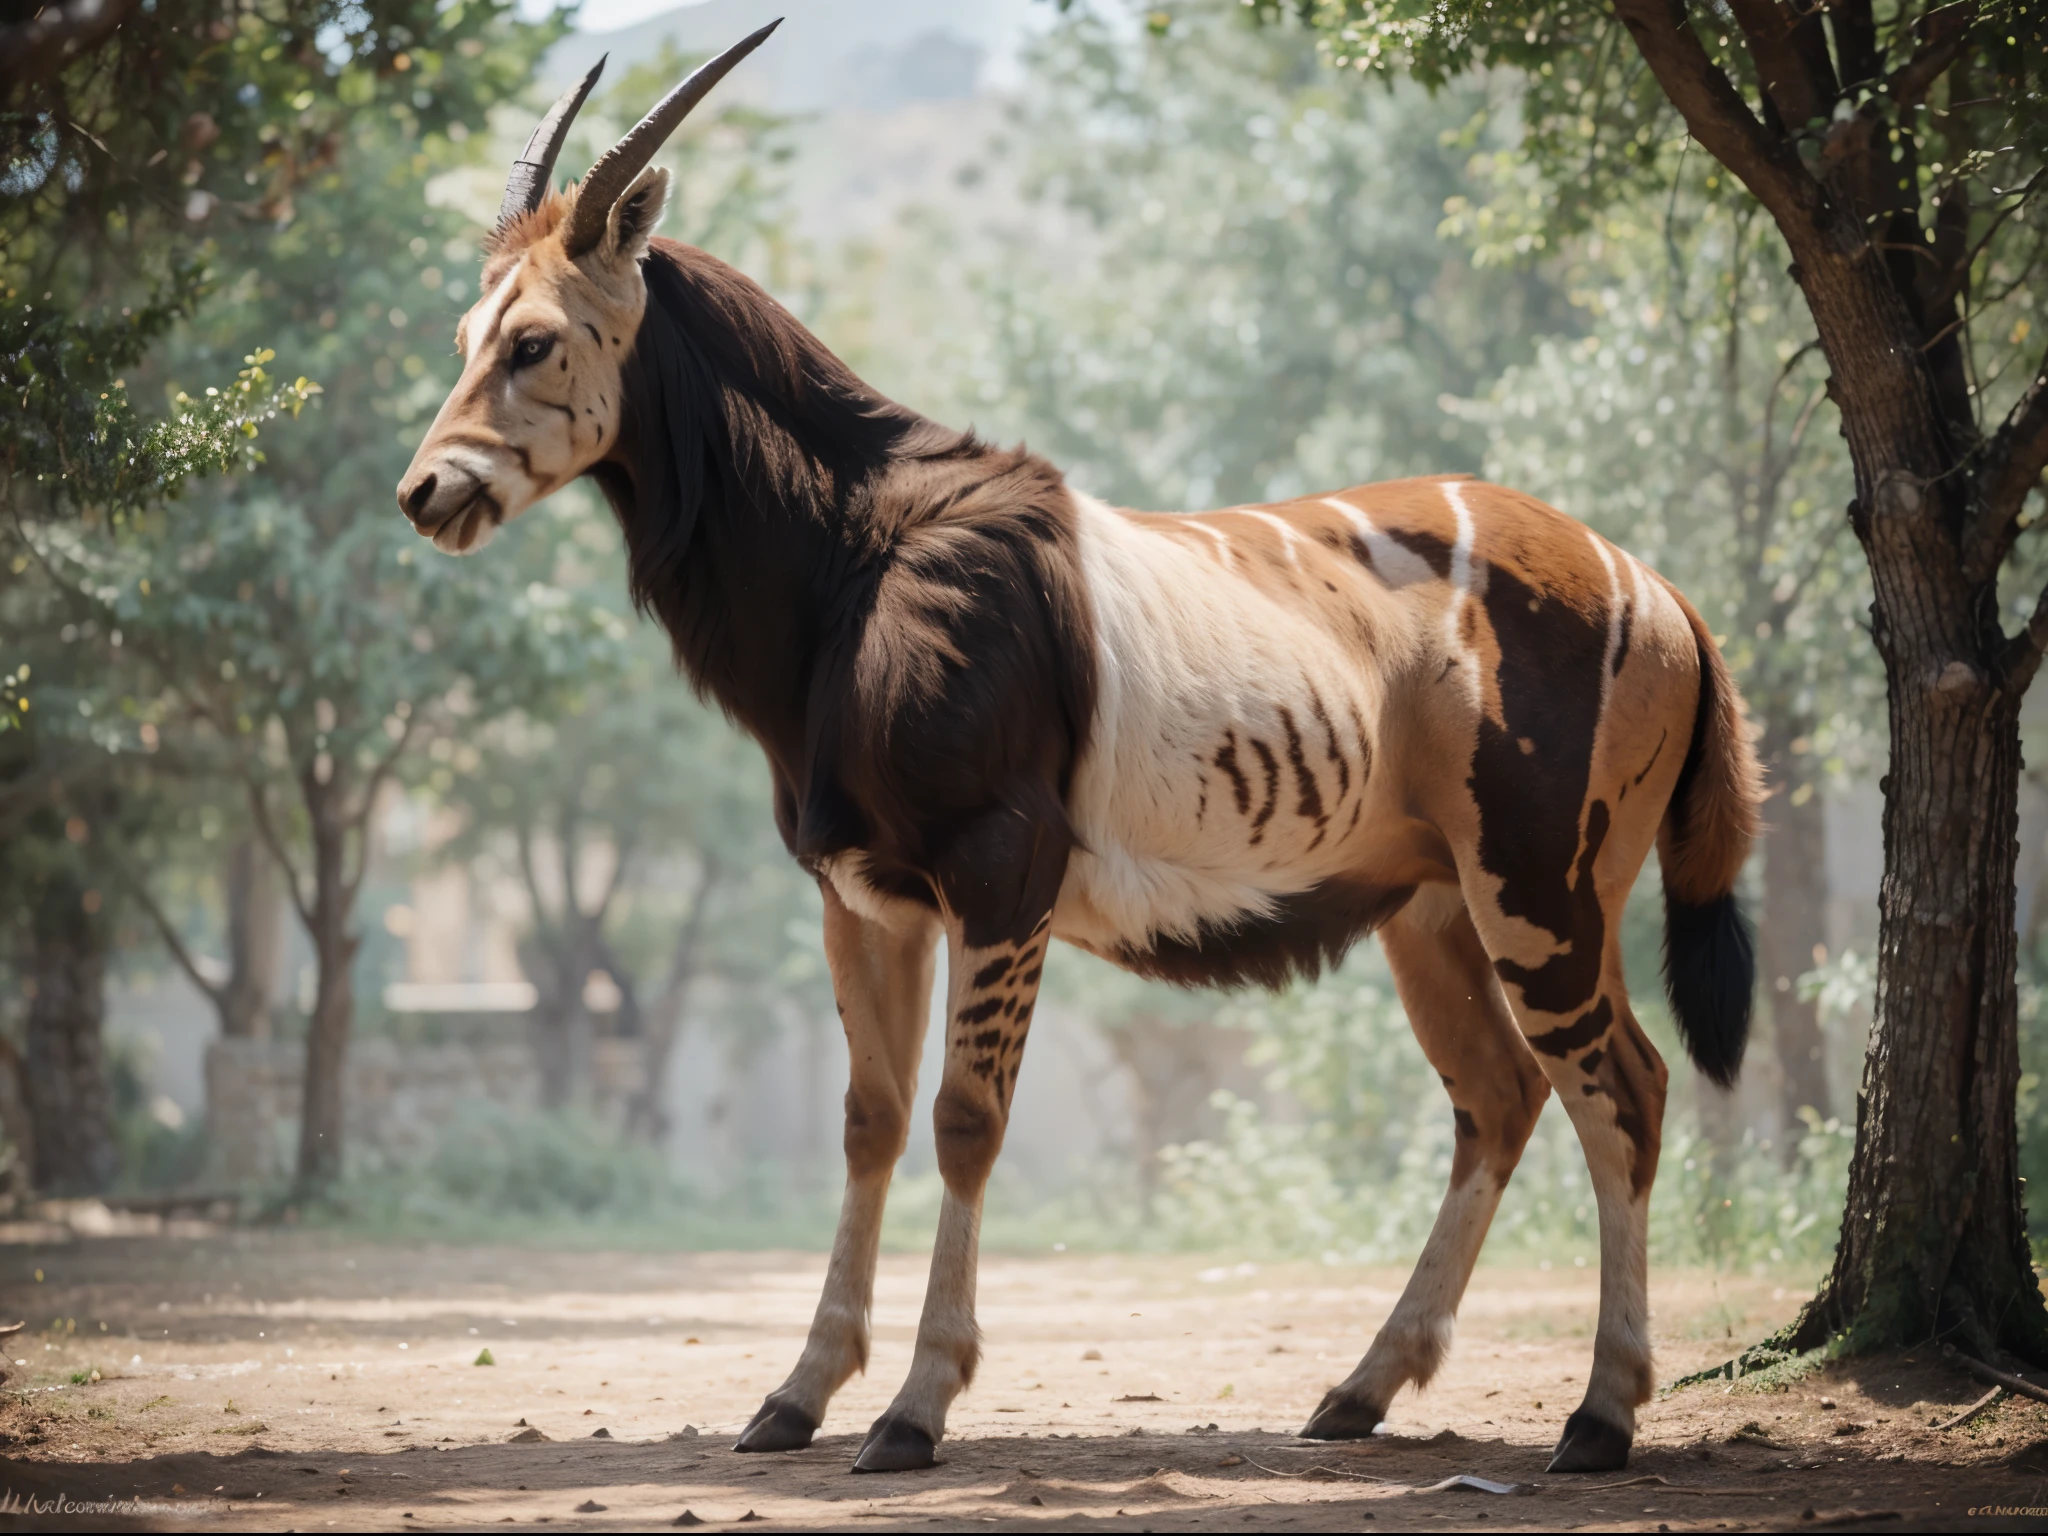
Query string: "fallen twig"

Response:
xmin=1577 ymin=1474 xmax=1779 ymax=1496
xmin=1932 ymin=1385 xmax=2004 ymax=1431
xmin=1237 ymin=1460 xmax=1536 ymax=1495
xmin=1238 ymin=1455 xmax=1402 ymax=1483
xmin=1944 ymin=1345 xmax=2048 ymax=1406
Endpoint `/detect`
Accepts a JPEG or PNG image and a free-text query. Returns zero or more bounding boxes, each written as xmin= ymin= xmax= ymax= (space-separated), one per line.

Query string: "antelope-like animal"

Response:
xmin=398 ymin=24 xmax=1763 ymax=1476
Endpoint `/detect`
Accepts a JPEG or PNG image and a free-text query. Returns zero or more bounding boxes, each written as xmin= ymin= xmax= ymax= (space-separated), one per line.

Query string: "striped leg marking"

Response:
xmin=852 ymin=911 xmax=1051 ymax=1472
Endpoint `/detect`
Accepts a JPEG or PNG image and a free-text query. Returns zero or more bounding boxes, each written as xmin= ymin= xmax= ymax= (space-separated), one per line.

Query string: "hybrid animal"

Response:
xmin=397 ymin=24 xmax=1763 ymax=1476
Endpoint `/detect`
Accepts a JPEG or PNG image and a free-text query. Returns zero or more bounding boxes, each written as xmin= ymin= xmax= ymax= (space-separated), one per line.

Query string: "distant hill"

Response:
xmin=544 ymin=0 xmax=1031 ymax=113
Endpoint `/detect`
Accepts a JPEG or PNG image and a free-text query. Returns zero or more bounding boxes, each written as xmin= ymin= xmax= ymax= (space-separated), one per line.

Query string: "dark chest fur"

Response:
xmin=593 ymin=240 xmax=1097 ymax=914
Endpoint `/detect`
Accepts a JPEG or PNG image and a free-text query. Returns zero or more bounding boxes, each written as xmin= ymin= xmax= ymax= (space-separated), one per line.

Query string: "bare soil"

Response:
xmin=1 ymin=1233 xmax=2044 ymax=1530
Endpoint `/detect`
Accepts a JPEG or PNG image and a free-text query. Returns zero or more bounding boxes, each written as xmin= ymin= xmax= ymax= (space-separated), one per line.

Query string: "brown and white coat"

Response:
xmin=398 ymin=35 xmax=1763 ymax=1477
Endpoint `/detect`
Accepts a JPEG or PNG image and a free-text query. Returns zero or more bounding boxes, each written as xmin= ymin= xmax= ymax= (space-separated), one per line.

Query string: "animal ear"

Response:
xmin=603 ymin=165 xmax=670 ymax=264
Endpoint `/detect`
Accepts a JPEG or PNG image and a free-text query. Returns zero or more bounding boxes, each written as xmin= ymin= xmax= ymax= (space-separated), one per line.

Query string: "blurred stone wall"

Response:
xmin=204 ymin=1036 xmax=646 ymax=1184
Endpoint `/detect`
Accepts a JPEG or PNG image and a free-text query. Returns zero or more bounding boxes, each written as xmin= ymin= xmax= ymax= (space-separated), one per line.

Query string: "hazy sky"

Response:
xmin=542 ymin=0 xmax=1055 ymax=87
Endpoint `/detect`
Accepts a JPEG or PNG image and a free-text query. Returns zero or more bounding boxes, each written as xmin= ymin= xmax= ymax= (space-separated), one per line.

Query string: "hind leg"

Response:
xmin=1303 ymin=885 xmax=1551 ymax=1439
xmin=1461 ymin=885 xmax=1666 ymax=1473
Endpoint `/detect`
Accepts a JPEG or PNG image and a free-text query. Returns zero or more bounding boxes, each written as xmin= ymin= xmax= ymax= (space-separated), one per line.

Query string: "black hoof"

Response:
xmin=1545 ymin=1406 xmax=1632 ymax=1473
xmin=851 ymin=1414 xmax=938 ymax=1472
xmin=1300 ymin=1387 xmax=1385 ymax=1441
xmin=733 ymin=1399 xmax=818 ymax=1454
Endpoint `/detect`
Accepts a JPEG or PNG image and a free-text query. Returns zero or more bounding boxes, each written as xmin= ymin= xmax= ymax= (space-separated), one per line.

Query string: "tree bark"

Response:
xmin=1756 ymin=717 xmax=1833 ymax=1145
xmin=20 ymin=875 xmax=117 ymax=1195
xmin=221 ymin=838 xmax=282 ymax=1040
xmin=1782 ymin=250 xmax=2046 ymax=1360
xmin=1604 ymin=0 xmax=2048 ymax=1368
xmin=294 ymin=773 xmax=360 ymax=1193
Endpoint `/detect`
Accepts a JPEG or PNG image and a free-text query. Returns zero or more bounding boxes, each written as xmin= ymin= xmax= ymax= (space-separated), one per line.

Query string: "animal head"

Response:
xmin=396 ymin=22 xmax=779 ymax=553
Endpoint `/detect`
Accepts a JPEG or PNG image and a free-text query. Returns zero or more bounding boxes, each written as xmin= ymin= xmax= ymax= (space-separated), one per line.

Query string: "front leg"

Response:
xmin=853 ymin=808 xmax=1068 ymax=1473
xmin=736 ymin=881 xmax=937 ymax=1453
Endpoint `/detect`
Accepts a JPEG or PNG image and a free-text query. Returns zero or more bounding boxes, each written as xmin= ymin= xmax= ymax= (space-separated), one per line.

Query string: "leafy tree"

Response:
xmin=1 ymin=0 xmax=554 ymax=1192
xmin=924 ymin=3 xmax=1566 ymax=510
xmin=1258 ymin=0 xmax=2048 ymax=1359
xmin=0 ymin=342 xmax=317 ymax=1190
xmin=15 ymin=12 xmax=619 ymax=1194
xmin=435 ymin=560 xmax=800 ymax=1130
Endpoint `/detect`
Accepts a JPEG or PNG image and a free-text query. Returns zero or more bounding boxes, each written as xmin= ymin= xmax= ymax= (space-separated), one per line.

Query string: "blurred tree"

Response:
xmin=1 ymin=0 xmax=554 ymax=1193
xmin=53 ymin=445 xmax=618 ymax=1197
xmin=1460 ymin=185 xmax=1876 ymax=1151
xmin=436 ymin=574 xmax=795 ymax=1126
xmin=952 ymin=2 xmax=1567 ymax=510
xmin=1261 ymin=0 xmax=2048 ymax=1359
xmin=16 ymin=13 xmax=619 ymax=1195
xmin=1036 ymin=945 xmax=1234 ymax=1215
xmin=0 ymin=346 xmax=316 ymax=1191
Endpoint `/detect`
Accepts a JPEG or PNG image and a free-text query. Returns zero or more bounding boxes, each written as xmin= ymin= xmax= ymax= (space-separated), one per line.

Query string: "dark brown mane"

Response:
xmin=591 ymin=238 xmax=1097 ymax=889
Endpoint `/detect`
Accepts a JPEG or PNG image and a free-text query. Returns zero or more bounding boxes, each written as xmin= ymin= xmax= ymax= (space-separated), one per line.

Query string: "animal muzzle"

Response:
xmin=395 ymin=460 xmax=504 ymax=554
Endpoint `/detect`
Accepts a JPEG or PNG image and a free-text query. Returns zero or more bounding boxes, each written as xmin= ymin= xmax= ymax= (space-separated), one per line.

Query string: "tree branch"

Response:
xmin=1830 ymin=0 xmax=1882 ymax=88
xmin=591 ymin=837 xmax=631 ymax=929
xmin=0 ymin=0 xmax=136 ymax=94
xmin=1608 ymin=0 xmax=1822 ymax=232
xmin=1928 ymin=169 xmax=2045 ymax=318
xmin=245 ymin=782 xmax=315 ymax=932
xmin=1966 ymin=348 xmax=2048 ymax=583
xmin=1887 ymin=1 xmax=1979 ymax=110
xmin=340 ymin=714 xmax=416 ymax=909
xmin=2001 ymin=575 xmax=2048 ymax=693
xmin=515 ymin=822 xmax=554 ymax=933
xmin=1722 ymin=0 xmax=1835 ymax=130
xmin=113 ymin=857 xmax=228 ymax=1013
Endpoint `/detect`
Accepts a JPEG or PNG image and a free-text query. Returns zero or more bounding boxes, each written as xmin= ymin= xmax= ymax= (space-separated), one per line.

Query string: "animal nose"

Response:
xmin=400 ymin=472 xmax=438 ymax=523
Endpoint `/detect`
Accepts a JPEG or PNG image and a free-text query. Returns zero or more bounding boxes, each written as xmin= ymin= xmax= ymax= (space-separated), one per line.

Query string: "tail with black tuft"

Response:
xmin=1656 ymin=589 xmax=1765 ymax=1088
xmin=1661 ymin=887 xmax=1755 ymax=1087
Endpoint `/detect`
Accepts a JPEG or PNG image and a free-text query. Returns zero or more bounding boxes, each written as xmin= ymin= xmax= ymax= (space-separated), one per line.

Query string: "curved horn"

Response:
xmin=497 ymin=56 xmax=608 ymax=228
xmin=562 ymin=18 xmax=780 ymax=256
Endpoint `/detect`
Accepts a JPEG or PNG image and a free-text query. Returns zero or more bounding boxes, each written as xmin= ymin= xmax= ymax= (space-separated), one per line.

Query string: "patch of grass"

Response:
xmin=140 ymin=1395 xmax=172 ymax=1411
xmin=1667 ymin=1340 xmax=1826 ymax=1394
xmin=66 ymin=1367 xmax=99 ymax=1385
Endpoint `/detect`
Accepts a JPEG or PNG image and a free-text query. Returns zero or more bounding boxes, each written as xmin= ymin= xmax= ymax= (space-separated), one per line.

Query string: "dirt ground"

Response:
xmin=1 ymin=1233 xmax=2045 ymax=1531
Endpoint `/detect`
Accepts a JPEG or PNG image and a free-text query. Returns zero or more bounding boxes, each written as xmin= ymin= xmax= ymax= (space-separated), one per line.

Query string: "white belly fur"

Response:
xmin=1052 ymin=492 xmax=1383 ymax=956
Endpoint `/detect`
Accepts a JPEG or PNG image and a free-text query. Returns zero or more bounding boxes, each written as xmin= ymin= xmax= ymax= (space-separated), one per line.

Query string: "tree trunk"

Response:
xmin=1784 ymin=249 xmax=2048 ymax=1362
xmin=294 ymin=777 xmax=360 ymax=1193
xmin=20 ymin=877 xmax=117 ymax=1194
xmin=1756 ymin=717 xmax=1833 ymax=1146
xmin=221 ymin=838 xmax=282 ymax=1040
xmin=1593 ymin=0 xmax=2048 ymax=1368
xmin=626 ymin=861 xmax=717 ymax=1144
xmin=519 ymin=929 xmax=593 ymax=1111
xmin=1798 ymin=659 xmax=2037 ymax=1356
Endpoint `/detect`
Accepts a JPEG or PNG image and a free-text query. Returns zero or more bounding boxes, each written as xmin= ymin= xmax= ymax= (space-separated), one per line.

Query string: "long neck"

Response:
xmin=595 ymin=240 xmax=965 ymax=779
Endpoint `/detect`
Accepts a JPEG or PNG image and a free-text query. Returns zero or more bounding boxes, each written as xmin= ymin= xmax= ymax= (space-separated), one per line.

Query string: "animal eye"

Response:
xmin=510 ymin=334 xmax=554 ymax=370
